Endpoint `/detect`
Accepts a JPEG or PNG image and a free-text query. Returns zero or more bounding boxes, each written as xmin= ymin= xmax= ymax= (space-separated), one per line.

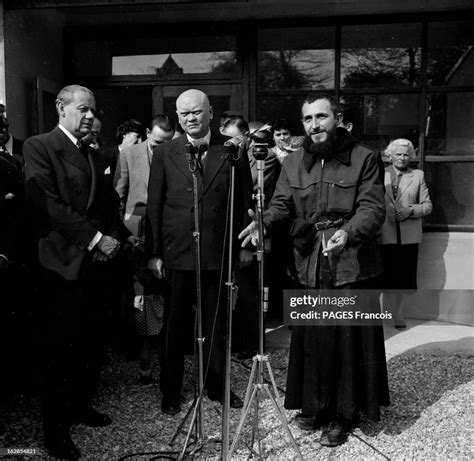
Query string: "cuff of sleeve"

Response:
xmin=0 ymin=254 xmax=9 ymax=265
xmin=88 ymin=231 xmax=103 ymax=251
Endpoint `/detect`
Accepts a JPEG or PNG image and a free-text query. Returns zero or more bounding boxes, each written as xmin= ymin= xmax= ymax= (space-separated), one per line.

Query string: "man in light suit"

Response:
xmin=146 ymin=89 xmax=253 ymax=415
xmin=116 ymin=115 xmax=175 ymax=224
xmin=24 ymin=84 xmax=131 ymax=459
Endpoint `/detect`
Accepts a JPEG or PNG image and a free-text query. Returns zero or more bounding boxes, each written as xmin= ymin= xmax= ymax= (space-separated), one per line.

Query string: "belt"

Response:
xmin=314 ymin=218 xmax=345 ymax=231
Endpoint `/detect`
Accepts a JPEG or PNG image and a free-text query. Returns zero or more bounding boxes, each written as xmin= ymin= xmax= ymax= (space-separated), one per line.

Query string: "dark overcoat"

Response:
xmin=146 ymin=132 xmax=253 ymax=271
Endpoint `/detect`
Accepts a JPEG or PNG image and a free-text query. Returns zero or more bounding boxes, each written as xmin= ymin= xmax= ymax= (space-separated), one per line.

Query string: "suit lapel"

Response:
xmin=55 ymin=127 xmax=91 ymax=174
xmin=87 ymin=147 xmax=99 ymax=209
xmin=384 ymin=169 xmax=395 ymax=203
xmin=169 ymin=136 xmax=193 ymax=186
xmin=140 ymin=142 xmax=152 ymax=190
xmin=396 ymin=169 xmax=414 ymax=200
xmin=202 ymin=141 xmax=227 ymax=195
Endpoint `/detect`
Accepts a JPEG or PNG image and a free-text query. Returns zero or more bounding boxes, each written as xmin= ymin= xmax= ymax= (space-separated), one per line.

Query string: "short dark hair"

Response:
xmin=116 ymin=119 xmax=143 ymax=143
xmin=271 ymin=118 xmax=292 ymax=133
xmin=301 ymin=92 xmax=340 ymax=117
xmin=222 ymin=116 xmax=249 ymax=134
xmin=149 ymin=114 xmax=175 ymax=133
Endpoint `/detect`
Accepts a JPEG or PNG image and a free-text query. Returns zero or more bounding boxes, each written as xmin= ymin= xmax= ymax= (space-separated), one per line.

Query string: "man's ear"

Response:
xmin=56 ymin=100 xmax=65 ymax=117
xmin=336 ymin=112 xmax=343 ymax=126
xmin=209 ymin=105 xmax=214 ymax=120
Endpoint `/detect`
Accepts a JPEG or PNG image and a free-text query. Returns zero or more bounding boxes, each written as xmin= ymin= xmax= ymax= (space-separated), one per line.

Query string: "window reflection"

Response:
xmin=341 ymin=94 xmax=419 ymax=157
xmin=341 ymin=24 xmax=421 ymax=88
xmin=258 ymin=27 xmax=335 ymax=90
xmin=426 ymin=93 xmax=474 ymax=156
xmin=112 ymin=52 xmax=237 ymax=76
xmin=427 ymin=21 xmax=474 ymax=86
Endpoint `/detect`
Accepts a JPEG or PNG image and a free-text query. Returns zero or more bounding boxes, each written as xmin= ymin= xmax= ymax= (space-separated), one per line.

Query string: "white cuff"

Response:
xmin=88 ymin=231 xmax=103 ymax=251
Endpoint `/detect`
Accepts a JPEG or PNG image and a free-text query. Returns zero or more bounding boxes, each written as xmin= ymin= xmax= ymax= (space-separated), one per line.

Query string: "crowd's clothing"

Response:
xmin=146 ymin=130 xmax=253 ymax=398
xmin=116 ymin=139 xmax=153 ymax=218
xmin=23 ymin=126 xmax=129 ymax=442
xmin=263 ymin=127 xmax=389 ymax=423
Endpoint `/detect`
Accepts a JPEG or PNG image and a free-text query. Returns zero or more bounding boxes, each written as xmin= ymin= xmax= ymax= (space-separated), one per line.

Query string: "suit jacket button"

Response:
xmin=74 ymin=189 xmax=81 ymax=195
xmin=213 ymin=225 xmax=219 ymax=232
xmin=214 ymin=186 xmax=221 ymax=192
xmin=213 ymin=207 xmax=219 ymax=213
xmin=187 ymin=187 xmax=192 ymax=192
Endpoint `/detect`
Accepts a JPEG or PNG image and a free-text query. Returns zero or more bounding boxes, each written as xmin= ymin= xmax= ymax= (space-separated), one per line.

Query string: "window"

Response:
xmin=341 ymin=23 xmax=422 ymax=89
xmin=258 ymin=27 xmax=335 ymax=90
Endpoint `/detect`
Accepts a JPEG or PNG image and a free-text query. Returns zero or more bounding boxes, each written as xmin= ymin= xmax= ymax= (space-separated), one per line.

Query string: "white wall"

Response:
xmin=405 ymin=232 xmax=474 ymax=325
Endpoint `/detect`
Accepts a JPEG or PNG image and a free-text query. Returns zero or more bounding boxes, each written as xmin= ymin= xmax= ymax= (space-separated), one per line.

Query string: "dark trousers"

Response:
xmin=36 ymin=275 xmax=110 ymax=440
xmin=160 ymin=269 xmax=227 ymax=400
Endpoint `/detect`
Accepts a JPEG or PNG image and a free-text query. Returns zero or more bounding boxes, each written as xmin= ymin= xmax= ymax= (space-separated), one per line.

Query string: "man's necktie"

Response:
xmin=76 ymin=140 xmax=89 ymax=158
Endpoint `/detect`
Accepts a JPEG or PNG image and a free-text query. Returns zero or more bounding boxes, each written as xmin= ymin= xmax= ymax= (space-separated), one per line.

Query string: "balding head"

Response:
xmin=176 ymin=89 xmax=213 ymax=139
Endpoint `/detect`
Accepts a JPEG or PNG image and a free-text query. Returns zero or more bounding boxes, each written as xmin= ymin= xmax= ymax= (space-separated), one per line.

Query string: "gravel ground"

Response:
xmin=1 ymin=348 xmax=473 ymax=460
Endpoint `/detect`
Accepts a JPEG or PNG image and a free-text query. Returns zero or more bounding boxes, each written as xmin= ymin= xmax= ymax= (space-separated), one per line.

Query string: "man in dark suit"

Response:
xmin=146 ymin=89 xmax=253 ymax=415
xmin=23 ymin=84 xmax=131 ymax=459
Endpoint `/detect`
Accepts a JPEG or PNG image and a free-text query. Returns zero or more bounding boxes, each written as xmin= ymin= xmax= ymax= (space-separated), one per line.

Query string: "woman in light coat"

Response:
xmin=378 ymin=139 xmax=432 ymax=328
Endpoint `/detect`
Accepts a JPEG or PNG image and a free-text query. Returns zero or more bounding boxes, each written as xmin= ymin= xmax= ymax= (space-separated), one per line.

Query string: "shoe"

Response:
xmin=208 ymin=390 xmax=244 ymax=409
xmin=294 ymin=413 xmax=325 ymax=431
xmin=161 ymin=396 xmax=181 ymax=416
xmin=44 ymin=432 xmax=81 ymax=459
xmin=319 ymin=419 xmax=352 ymax=447
xmin=71 ymin=408 xmax=112 ymax=427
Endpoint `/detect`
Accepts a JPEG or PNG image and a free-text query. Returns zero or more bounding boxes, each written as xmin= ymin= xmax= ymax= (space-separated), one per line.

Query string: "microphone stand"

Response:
xmin=171 ymin=143 xmax=205 ymax=459
xmin=221 ymin=142 xmax=240 ymax=460
xmin=226 ymin=144 xmax=303 ymax=461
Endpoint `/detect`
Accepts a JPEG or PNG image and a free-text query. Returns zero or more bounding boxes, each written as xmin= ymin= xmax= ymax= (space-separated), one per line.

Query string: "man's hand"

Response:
xmin=127 ymin=235 xmax=143 ymax=248
xmin=148 ymin=257 xmax=165 ymax=279
xmin=92 ymin=251 xmax=109 ymax=263
xmin=238 ymin=209 xmax=262 ymax=247
xmin=4 ymin=193 xmax=15 ymax=201
xmin=96 ymin=235 xmax=121 ymax=258
xmin=324 ymin=229 xmax=348 ymax=254
xmin=238 ymin=248 xmax=253 ymax=268
xmin=395 ymin=206 xmax=413 ymax=221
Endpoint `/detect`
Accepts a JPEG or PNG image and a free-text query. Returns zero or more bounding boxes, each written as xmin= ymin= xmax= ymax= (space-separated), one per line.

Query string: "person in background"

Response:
xmin=378 ymin=138 xmax=432 ymax=329
xmin=222 ymin=116 xmax=280 ymax=358
xmin=116 ymin=115 xmax=175 ymax=385
xmin=219 ymin=110 xmax=244 ymax=135
xmin=102 ymin=118 xmax=143 ymax=179
xmin=82 ymin=109 xmax=103 ymax=150
xmin=270 ymin=118 xmax=294 ymax=164
xmin=240 ymin=93 xmax=389 ymax=447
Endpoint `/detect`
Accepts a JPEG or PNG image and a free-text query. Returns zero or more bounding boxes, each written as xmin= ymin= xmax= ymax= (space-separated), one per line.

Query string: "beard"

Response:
xmin=303 ymin=126 xmax=337 ymax=158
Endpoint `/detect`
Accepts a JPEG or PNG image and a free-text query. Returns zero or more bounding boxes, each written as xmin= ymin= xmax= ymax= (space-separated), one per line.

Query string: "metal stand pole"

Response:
xmin=226 ymin=144 xmax=303 ymax=461
xmin=171 ymin=143 xmax=206 ymax=459
xmin=221 ymin=143 xmax=240 ymax=460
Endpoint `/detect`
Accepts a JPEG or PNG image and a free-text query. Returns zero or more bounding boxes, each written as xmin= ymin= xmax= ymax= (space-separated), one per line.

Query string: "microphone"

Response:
xmin=224 ymin=134 xmax=246 ymax=150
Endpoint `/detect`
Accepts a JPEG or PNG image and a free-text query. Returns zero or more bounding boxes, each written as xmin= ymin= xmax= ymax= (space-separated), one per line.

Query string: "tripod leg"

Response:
xmin=178 ymin=393 xmax=205 ymax=460
xmin=265 ymin=360 xmax=282 ymax=400
xmin=241 ymin=358 xmax=258 ymax=412
xmin=264 ymin=387 xmax=304 ymax=461
xmin=227 ymin=384 xmax=259 ymax=459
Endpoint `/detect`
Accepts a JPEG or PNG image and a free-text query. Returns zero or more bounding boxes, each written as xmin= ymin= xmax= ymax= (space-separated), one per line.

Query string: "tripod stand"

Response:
xmin=226 ymin=144 xmax=303 ymax=460
xmin=169 ymin=143 xmax=207 ymax=459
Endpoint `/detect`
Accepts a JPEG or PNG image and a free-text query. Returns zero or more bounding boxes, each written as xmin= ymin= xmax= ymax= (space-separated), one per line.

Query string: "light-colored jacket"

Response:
xmin=378 ymin=167 xmax=432 ymax=245
xmin=115 ymin=140 xmax=152 ymax=218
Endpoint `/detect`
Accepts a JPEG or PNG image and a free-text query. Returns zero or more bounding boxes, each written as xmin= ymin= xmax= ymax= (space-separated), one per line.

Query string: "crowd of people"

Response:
xmin=0 ymin=85 xmax=432 ymax=458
